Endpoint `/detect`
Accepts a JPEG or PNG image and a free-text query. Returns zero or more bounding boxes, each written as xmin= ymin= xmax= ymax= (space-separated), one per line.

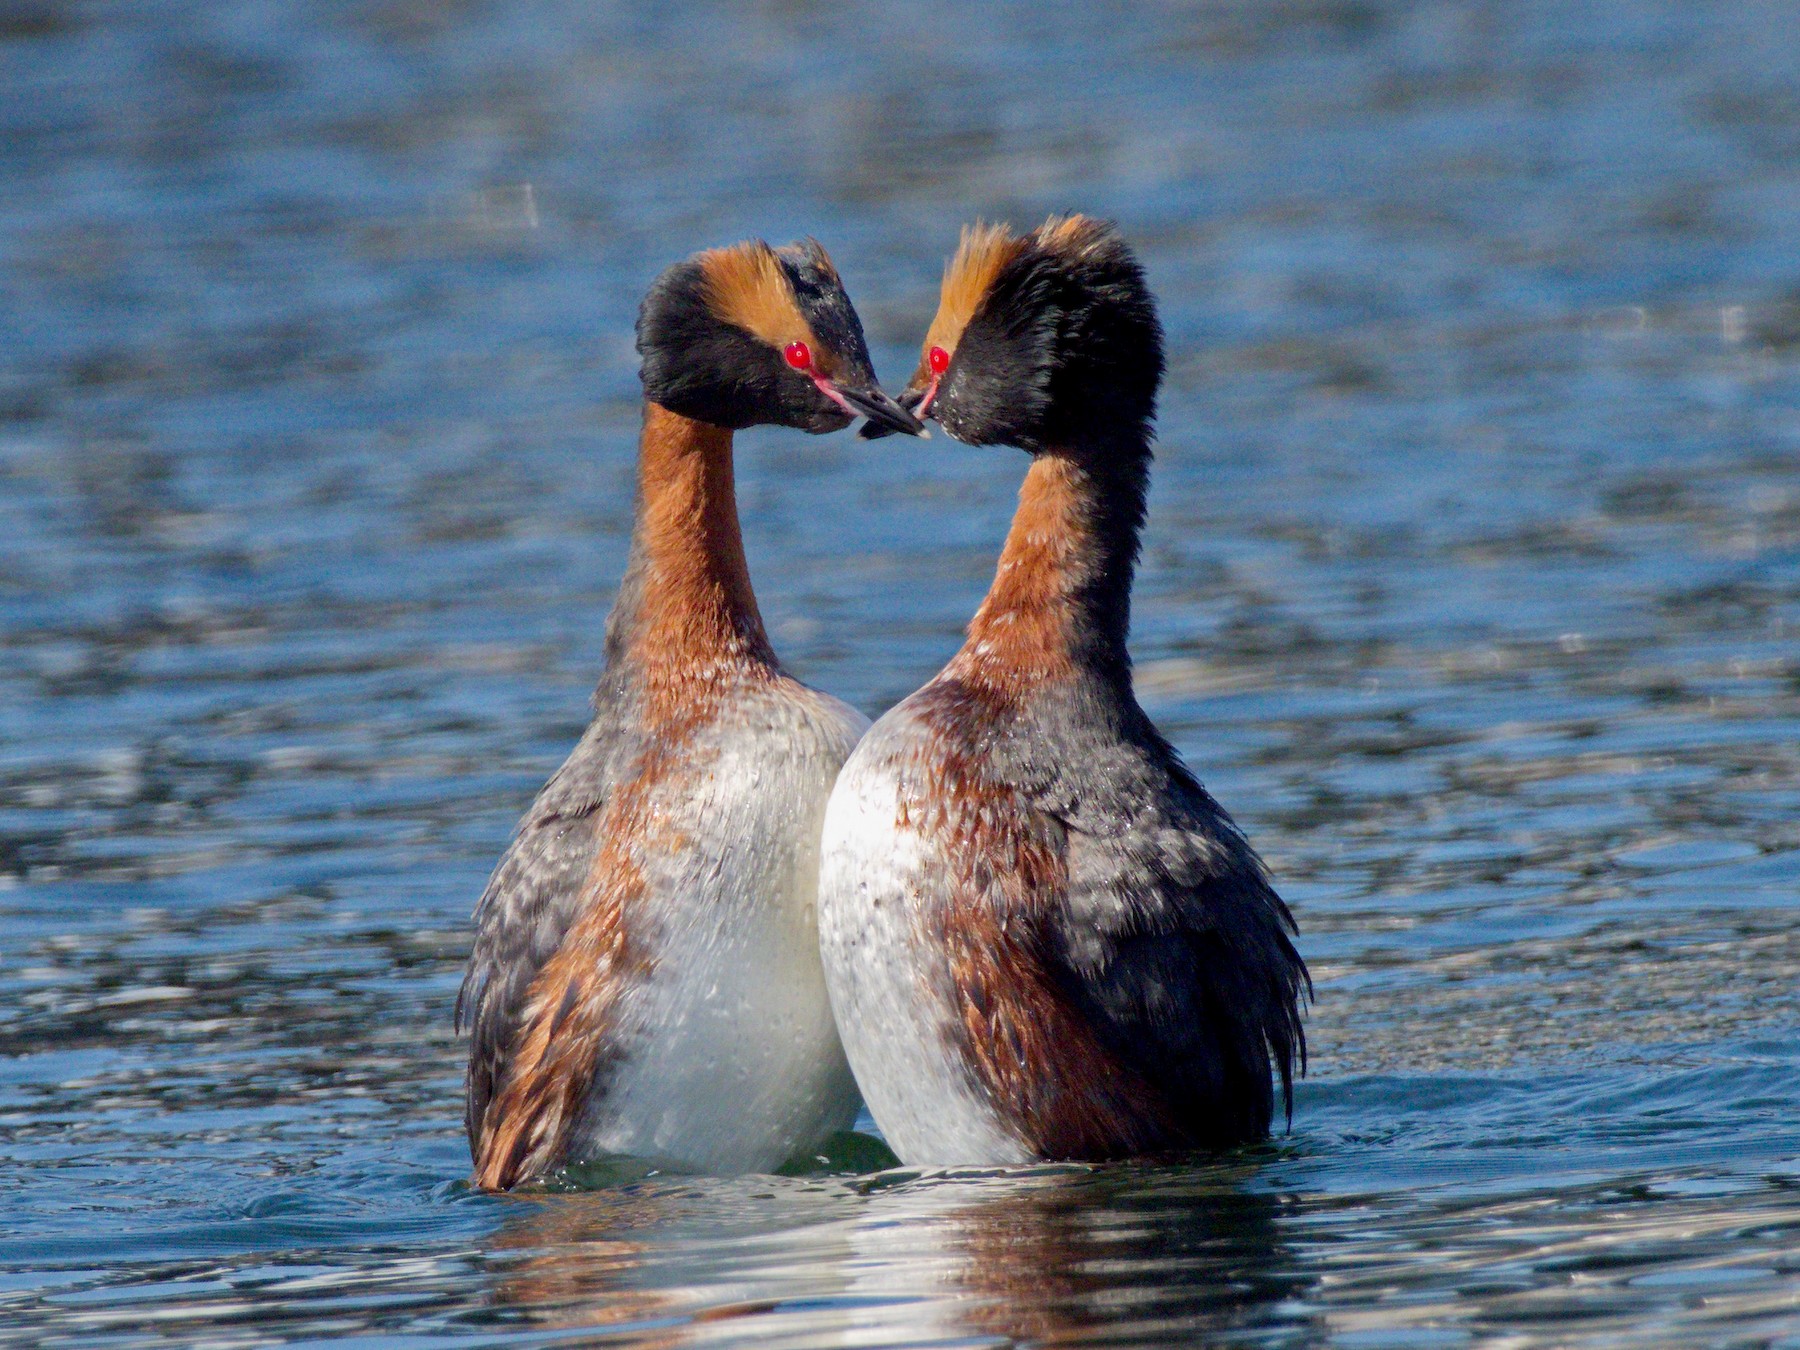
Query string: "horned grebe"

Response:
xmin=819 ymin=217 xmax=1308 ymax=1164
xmin=459 ymin=238 xmax=921 ymax=1189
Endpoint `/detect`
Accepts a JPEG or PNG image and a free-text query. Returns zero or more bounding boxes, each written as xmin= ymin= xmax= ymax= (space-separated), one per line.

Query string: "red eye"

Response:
xmin=784 ymin=341 xmax=813 ymax=371
xmin=928 ymin=345 xmax=950 ymax=375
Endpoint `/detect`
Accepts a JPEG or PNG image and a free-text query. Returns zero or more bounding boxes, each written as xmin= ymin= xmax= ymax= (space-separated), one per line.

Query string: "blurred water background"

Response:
xmin=2 ymin=1 xmax=1798 ymax=1345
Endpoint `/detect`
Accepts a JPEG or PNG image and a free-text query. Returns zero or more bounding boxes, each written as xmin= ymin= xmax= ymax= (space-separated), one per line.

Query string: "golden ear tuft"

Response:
xmin=697 ymin=240 xmax=813 ymax=350
xmin=925 ymin=221 xmax=1027 ymax=360
xmin=1033 ymin=213 xmax=1111 ymax=259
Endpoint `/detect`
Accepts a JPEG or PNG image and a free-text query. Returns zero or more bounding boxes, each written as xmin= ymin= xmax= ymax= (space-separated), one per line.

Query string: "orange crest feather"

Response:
xmin=1032 ymin=213 xmax=1110 ymax=259
xmin=697 ymin=240 xmax=815 ymax=352
xmin=924 ymin=222 xmax=1027 ymax=366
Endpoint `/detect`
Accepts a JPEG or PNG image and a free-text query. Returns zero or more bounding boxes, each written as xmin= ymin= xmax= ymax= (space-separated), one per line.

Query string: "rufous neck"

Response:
xmin=604 ymin=403 xmax=774 ymax=677
xmin=953 ymin=442 xmax=1147 ymax=692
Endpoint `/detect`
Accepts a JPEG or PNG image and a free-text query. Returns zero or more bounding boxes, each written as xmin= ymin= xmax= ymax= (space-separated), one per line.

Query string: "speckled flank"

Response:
xmin=909 ymin=679 xmax=1183 ymax=1157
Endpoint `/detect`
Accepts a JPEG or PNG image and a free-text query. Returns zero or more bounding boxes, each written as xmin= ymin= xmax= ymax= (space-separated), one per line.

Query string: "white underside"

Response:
xmin=817 ymin=711 xmax=1032 ymax=1167
xmin=571 ymin=688 xmax=867 ymax=1175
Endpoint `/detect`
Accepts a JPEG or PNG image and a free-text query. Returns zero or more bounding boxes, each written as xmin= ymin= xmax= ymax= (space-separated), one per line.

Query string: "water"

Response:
xmin=2 ymin=1 xmax=1797 ymax=1344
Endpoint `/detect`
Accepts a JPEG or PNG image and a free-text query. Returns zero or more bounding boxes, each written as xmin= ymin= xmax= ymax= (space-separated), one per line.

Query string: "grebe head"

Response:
xmin=866 ymin=215 xmax=1164 ymax=457
xmin=637 ymin=237 xmax=922 ymax=437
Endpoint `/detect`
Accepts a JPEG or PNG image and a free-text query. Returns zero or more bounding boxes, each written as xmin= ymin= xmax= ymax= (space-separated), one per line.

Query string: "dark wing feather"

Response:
xmin=456 ymin=687 xmax=642 ymax=1152
xmin=1018 ymin=703 xmax=1310 ymax=1148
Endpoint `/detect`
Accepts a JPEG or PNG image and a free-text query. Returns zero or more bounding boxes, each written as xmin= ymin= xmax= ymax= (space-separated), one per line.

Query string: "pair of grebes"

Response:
xmin=457 ymin=217 xmax=1310 ymax=1190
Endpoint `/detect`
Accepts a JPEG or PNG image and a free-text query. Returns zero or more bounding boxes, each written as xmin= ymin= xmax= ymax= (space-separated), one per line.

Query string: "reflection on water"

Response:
xmin=481 ymin=1166 xmax=1300 ymax=1347
xmin=845 ymin=1168 xmax=1298 ymax=1347
xmin=2 ymin=0 xmax=1798 ymax=1345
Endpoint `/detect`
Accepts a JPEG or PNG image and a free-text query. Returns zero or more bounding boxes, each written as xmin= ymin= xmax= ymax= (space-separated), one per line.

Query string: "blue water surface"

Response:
xmin=1 ymin=1 xmax=1797 ymax=1345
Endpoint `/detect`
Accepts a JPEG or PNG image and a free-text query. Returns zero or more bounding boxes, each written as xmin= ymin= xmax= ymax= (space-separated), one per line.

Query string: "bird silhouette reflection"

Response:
xmin=480 ymin=1159 xmax=1305 ymax=1346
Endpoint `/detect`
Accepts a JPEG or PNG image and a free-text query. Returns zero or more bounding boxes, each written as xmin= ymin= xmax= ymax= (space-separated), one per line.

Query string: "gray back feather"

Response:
xmin=1010 ymin=680 xmax=1310 ymax=1144
xmin=455 ymin=670 xmax=644 ymax=1150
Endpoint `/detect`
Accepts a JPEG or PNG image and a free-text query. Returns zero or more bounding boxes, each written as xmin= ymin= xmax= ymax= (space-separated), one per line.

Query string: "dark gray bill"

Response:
xmin=839 ymin=385 xmax=926 ymax=437
xmin=856 ymin=387 xmax=927 ymax=439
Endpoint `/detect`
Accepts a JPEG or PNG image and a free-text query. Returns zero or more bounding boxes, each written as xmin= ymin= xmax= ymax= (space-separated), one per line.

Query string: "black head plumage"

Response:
xmin=873 ymin=217 xmax=1164 ymax=458
xmin=636 ymin=238 xmax=921 ymax=437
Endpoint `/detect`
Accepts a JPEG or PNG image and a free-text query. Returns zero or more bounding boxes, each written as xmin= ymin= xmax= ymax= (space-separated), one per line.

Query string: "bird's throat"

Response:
xmin=956 ymin=445 xmax=1146 ymax=692
xmin=608 ymin=403 xmax=775 ymax=683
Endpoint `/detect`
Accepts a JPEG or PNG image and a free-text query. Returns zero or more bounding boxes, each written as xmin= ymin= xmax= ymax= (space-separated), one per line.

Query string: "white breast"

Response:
xmin=574 ymin=685 xmax=867 ymax=1174
xmin=816 ymin=712 xmax=1031 ymax=1167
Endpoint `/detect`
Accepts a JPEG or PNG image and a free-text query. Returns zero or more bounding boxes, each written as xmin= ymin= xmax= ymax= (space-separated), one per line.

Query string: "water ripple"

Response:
xmin=2 ymin=0 xmax=1797 ymax=1345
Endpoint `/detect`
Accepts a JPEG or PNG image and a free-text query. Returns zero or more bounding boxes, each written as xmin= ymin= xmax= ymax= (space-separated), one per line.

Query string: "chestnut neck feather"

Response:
xmin=954 ymin=436 xmax=1149 ymax=693
xmin=605 ymin=403 xmax=776 ymax=688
